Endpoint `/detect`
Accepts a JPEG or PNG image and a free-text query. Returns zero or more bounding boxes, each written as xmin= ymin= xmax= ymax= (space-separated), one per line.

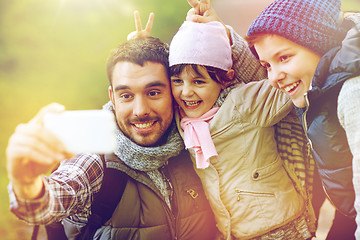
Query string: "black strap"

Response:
xmin=76 ymin=154 xmax=128 ymax=240
xmin=31 ymin=225 xmax=39 ymax=240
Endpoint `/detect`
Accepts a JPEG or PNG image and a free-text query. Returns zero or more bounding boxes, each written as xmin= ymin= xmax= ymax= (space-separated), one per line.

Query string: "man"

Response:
xmin=6 ymin=36 xmax=217 ymax=239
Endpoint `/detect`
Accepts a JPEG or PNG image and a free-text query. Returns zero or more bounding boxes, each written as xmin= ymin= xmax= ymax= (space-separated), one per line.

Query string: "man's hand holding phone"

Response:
xmin=6 ymin=103 xmax=117 ymax=199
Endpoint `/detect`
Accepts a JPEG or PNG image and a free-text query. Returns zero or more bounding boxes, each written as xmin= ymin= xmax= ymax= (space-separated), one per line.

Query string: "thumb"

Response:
xmin=190 ymin=15 xmax=209 ymax=23
xmin=29 ymin=103 xmax=65 ymax=125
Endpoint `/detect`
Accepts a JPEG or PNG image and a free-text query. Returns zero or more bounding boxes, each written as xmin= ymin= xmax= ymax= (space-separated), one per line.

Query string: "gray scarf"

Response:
xmin=103 ymin=102 xmax=184 ymax=208
xmin=213 ymin=83 xmax=239 ymax=107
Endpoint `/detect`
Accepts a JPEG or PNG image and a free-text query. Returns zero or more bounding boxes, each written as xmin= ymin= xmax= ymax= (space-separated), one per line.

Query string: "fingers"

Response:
xmin=187 ymin=0 xmax=211 ymax=15
xmin=186 ymin=0 xmax=215 ymax=23
xmin=127 ymin=11 xmax=154 ymax=40
xmin=134 ymin=10 xmax=142 ymax=32
xmin=199 ymin=0 xmax=211 ymax=15
xmin=6 ymin=106 xmax=70 ymax=183
xmin=187 ymin=0 xmax=200 ymax=14
xmin=127 ymin=31 xmax=137 ymax=41
xmin=29 ymin=103 xmax=65 ymax=126
xmin=7 ymin=123 xmax=67 ymax=165
xmin=186 ymin=8 xmax=197 ymax=21
xmin=19 ymin=123 xmax=66 ymax=155
xmin=192 ymin=8 xmax=222 ymax=24
xmin=144 ymin=12 xmax=154 ymax=34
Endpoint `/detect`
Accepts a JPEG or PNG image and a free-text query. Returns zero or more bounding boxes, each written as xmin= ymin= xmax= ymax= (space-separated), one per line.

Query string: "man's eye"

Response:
xmin=148 ymin=90 xmax=160 ymax=97
xmin=119 ymin=93 xmax=132 ymax=99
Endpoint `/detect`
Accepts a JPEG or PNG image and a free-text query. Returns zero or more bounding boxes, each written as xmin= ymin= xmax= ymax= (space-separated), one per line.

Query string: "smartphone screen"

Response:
xmin=44 ymin=110 xmax=117 ymax=154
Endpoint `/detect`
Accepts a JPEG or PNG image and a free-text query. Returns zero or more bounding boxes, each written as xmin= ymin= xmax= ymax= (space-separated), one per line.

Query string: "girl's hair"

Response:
xmin=170 ymin=64 xmax=233 ymax=86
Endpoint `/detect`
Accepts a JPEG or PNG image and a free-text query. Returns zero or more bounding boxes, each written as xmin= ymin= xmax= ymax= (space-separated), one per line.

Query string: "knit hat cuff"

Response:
xmin=169 ymin=21 xmax=232 ymax=71
xmin=247 ymin=0 xmax=346 ymax=57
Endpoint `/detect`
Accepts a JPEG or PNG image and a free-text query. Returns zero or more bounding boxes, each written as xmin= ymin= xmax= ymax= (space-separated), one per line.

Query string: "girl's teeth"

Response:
xmin=185 ymin=101 xmax=200 ymax=106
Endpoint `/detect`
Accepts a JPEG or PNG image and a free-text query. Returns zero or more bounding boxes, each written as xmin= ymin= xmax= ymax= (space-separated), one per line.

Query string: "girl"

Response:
xmin=246 ymin=0 xmax=360 ymax=238
xmin=169 ymin=20 xmax=314 ymax=240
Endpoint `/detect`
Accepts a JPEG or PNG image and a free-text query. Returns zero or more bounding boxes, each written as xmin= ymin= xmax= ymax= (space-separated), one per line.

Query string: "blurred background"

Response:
xmin=1 ymin=0 xmax=359 ymax=239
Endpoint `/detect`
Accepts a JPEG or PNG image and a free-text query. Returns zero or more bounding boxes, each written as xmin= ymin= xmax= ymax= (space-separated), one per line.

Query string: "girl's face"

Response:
xmin=171 ymin=65 xmax=222 ymax=118
xmin=254 ymin=34 xmax=321 ymax=108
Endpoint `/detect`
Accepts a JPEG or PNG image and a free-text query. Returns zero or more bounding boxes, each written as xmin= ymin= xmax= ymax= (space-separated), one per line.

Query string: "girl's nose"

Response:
xmin=181 ymin=83 xmax=194 ymax=97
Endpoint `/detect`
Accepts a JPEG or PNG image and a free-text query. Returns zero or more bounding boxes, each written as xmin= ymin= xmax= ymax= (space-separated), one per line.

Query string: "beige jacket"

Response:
xmin=176 ymin=80 xmax=306 ymax=239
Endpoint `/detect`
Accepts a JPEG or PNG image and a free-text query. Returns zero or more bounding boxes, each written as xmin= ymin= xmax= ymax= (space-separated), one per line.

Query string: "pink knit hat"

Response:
xmin=169 ymin=21 xmax=232 ymax=71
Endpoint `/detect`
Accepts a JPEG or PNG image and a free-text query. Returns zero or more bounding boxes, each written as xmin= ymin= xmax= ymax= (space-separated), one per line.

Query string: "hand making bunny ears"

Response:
xmin=186 ymin=0 xmax=231 ymax=43
xmin=127 ymin=10 xmax=154 ymax=40
xmin=186 ymin=0 xmax=221 ymax=23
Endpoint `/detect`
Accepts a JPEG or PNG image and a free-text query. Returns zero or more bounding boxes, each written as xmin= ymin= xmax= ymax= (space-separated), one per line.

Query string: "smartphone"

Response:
xmin=44 ymin=110 xmax=117 ymax=154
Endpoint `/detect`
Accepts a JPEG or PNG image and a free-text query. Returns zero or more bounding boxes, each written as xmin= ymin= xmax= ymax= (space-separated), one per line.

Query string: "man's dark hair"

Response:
xmin=106 ymin=37 xmax=170 ymax=85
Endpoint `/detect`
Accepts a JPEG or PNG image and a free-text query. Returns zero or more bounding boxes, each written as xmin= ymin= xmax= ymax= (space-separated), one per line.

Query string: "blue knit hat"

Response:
xmin=247 ymin=0 xmax=346 ymax=57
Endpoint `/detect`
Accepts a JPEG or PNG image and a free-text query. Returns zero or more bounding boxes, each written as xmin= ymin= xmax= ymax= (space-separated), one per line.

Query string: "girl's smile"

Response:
xmin=171 ymin=65 xmax=222 ymax=118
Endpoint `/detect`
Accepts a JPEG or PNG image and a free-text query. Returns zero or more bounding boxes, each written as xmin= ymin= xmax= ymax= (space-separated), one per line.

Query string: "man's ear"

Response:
xmin=108 ymin=86 xmax=115 ymax=106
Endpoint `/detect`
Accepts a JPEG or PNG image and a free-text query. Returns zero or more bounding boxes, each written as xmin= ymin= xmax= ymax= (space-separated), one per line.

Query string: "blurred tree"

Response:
xmin=0 ymin=0 xmax=189 ymax=239
xmin=0 ymin=0 xmax=358 ymax=239
xmin=342 ymin=0 xmax=360 ymax=11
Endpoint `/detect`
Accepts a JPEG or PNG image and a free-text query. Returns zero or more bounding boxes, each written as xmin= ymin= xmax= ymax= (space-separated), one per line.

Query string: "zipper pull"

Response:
xmin=186 ymin=189 xmax=198 ymax=199
xmin=235 ymin=189 xmax=241 ymax=201
xmin=307 ymin=142 xmax=311 ymax=157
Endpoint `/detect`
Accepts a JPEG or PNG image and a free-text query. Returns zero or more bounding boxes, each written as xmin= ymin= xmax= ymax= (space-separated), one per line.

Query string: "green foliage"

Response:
xmin=0 ymin=0 xmax=358 ymax=238
xmin=0 ymin=0 xmax=188 ymax=238
xmin=342 ymin=0 xmax=360 ymax=11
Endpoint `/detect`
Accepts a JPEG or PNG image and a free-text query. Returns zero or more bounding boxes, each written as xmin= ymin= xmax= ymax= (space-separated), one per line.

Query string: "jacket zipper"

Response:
xmin=302 ymin=92 xmax=313 ymax=157
xmin=302 ymin=92 xmax=337 ymax=209
xmin=161 ymin=163 xmax=178 ymax=240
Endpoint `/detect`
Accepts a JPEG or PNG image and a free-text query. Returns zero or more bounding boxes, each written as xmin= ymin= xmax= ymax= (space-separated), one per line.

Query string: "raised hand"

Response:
xmin=6 ymin=103 xmax=68 ymax=199
xmin=186 ymin=0 xmax=220 ymax=23
xmin=187 ymin=0 xmax=211 ymax=16
xmin=186 ymin=0 xmax=231 ymax=43
xmin=127 ymin=11 xmax=154 ymax=40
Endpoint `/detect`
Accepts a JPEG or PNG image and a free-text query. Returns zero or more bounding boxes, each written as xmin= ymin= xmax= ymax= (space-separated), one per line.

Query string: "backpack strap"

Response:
xmin=76 ymin=154 xmax=128 ymax=240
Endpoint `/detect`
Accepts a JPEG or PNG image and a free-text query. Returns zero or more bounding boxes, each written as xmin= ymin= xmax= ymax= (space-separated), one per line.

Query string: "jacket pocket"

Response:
xmin=251 ymin=157 xmax=282 ymax=181
xmin=234 ymin=189 xmax=275 ymax=201
xmin=62 ymin=217 xmax=86 ymax=240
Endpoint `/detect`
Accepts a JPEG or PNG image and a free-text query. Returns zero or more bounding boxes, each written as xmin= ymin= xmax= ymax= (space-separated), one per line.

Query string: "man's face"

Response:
xmin=109 ymin=61 xmax=173 ymax=146
xmin=254 ymin=34 xmax=321 ymax=108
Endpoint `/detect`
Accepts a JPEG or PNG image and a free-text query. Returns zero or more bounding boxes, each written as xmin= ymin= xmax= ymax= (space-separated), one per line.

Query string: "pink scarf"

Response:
xmin=180 ymin=107 xmax=220 ymax=169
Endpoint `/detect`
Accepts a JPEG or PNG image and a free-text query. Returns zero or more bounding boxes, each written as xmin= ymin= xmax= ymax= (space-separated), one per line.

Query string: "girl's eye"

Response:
xmin=171 ymin=78 xmax=183 ymax=85
xmin=194 ymin=80 xmax=206 ymax=85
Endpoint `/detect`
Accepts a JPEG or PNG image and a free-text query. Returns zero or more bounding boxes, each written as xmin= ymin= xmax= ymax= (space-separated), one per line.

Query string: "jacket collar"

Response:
xmin=308 ymin=14 xmax=360 ymax=101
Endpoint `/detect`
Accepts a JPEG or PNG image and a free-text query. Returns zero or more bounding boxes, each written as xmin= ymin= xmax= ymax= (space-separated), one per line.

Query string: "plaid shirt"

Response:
xmin=8 ymin=153 xmax=104 ymax=225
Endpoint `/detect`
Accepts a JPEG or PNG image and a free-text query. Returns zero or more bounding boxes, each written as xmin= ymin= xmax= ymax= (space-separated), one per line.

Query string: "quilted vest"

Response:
xmin=64 ymin=150 xmax=217 ymax=240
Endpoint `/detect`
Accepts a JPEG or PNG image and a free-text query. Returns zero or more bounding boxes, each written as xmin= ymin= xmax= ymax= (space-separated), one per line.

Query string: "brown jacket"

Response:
xmin=64 ymin=150 xmax=217 ymax=240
